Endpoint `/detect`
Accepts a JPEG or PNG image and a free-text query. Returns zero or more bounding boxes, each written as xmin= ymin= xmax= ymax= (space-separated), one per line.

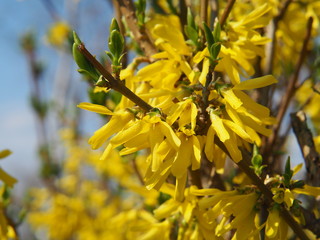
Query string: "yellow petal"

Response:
xmin=191 ymin=136 xmax=201 ymax=170
xmin=175 ymin=172 xmax=187 ymax=202
xmin=293 ymin=163 xmax=303 ymax=176
xmin=204 ymin=126 xmax=215 ymax=162
xmin=171 ymin=135 xmax=192 ymax=178
xmin=149 ymin=126 xmax=165 ymax=172
xmin=293 ymin=184 xmax=320 ymax=197
xmin=0 ymin=149 xmax=12 ymax=159
xmin=209 ymin=112 xmax=230 ymax=142
xmin=154 ymin=199 xmax=179 ymax=220
xmin=199 ymin=58 xmax=210 ymax=85
xmin=77 ymin=102 xmax=114 ymax=115
xmin=265 ymin=209 xmax=280 ymax=238
xmin=224 ymin=132 xmax=242 ymax=163
xmin=234 ymin=90 xmax=270 ymax=118
xmin=193 ymin=48 xmax=208 ymax=63
xmin=222 ymin=89 xmax=243 ymax=110
xmin=159 ymin=121 xmax=181 ymax=150
xmin=110 ymin=121 xmax=149 ymax=147
xmin=233 ymin=75 xmax=277 ymax=90
xmin=223 ymin=119 xmax=253 ymax=143
xmin=0 ymin=168 xmax=17 ymax=187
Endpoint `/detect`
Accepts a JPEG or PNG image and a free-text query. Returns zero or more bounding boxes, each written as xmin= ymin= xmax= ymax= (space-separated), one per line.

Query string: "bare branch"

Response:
xmin=219 ymin=0 xmax=236 ymax=28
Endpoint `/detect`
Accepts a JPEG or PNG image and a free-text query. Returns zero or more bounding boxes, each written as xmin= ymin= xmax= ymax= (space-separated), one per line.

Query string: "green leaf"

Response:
xmin=213 ymin=22 xmax=221 ymax=42
xmin=184 ymin=25 xmax=199 ymax=46
xmin=284 ymin=156 xmax=293 ymax=187
xmin=105 ymin=51 xmax=114 ymax=61
xmin=209 ymin=42 xmax=221 ymax=60
xmin=187 ymin=8 xmax=196 ymax=30
xmin=203 ymin=22 xmax=214 ymax=48
xmin=291 ymin=180 xmax=305 ymax=189
xmin=78 ymin=69 xmax=99 ymax=81
xmin=72 ymin=31 xmax=100 ymax=81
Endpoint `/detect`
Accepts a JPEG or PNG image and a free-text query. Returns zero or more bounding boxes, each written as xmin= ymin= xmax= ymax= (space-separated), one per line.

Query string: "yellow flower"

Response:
xmin=47 ymin=21 xmax=71 ymax=47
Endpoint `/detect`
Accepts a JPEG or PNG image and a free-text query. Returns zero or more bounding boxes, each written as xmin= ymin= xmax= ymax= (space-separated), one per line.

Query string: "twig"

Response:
xmin=200 ymin=0 xmax=209 ymax=25
xmin=265 ymin=17 xmax=313 ymax=162
xmin=219 ymin=0 xmax=236 ymax=28
xmin=291 ymin=111 xmax=320 ymax=186
xmin=118 ymin=0 xmax=157 ymax=58
xmin=179 ymin=0 xmax=188 ymax=29
xmin=77 ymin=43 xmax=153 ymax=112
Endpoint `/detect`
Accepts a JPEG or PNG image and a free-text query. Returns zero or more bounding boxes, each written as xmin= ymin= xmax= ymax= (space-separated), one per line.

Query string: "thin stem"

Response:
xmin=219 ymin=0 xmax=236 ymax=28
xmin=77 ymin=43 xmax=153 ymax=112
xmin=118 ymin=0 xmax=157 ymax=58
xmin=179 ymin=0 xmax=187 ymax=29
xmin=200 ymin=0 xmax=209 ymax=25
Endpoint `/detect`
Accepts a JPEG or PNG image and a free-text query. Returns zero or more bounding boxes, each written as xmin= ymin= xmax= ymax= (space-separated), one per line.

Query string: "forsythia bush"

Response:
xmin=7 ymin=0 xmax=320 ymax=239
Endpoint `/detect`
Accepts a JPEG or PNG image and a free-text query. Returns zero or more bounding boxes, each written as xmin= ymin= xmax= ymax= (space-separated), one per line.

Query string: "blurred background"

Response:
xmin=0 ymin=0 xmax=114 ymax=237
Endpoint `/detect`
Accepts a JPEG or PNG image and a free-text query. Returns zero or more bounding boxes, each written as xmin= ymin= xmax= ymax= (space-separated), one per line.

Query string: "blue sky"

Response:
xmin=0 ymin=0 xmax=113 ymax=195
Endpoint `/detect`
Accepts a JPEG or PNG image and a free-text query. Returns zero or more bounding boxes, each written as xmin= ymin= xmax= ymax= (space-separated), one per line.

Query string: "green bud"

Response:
xmin=109 ymin=30 xmax=124 ymax=58
xmin=72 ymin=31 xmax=99 ymax=81
xmin=110 ymin=18 xmax=120 ymax=32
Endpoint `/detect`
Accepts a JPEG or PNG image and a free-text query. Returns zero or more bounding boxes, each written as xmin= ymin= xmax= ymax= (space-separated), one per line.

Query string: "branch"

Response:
xmin=200 ymin=0 xmax=209 ymax=25
xmin=77 ymin=43 xmax=153 ymax=112
xmin=118 ymin=0 xmax=157 ymax=58
xmin=291 ymin=111 xmax=320 ymax=186
xmin=219 ymin=0 xmax=236 ymax=28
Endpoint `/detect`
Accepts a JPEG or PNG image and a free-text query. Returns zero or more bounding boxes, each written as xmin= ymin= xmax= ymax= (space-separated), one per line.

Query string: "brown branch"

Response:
xmin=200 ymin=0 xmax=209 ymax=25
xmin=77 ymin=43 xmax=153 ymax=112
xmin=265 ymin=17 xmax=313 ymax=161
xmin=290 ymin=111 xmax=320 ymax=186
xmin=179 ymin=0 xmax=188 ymax=29
xmin=118 ymin=0 xmax=157 ymax=58
xmin=219 ymin=0 xmax=236 ymax=28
